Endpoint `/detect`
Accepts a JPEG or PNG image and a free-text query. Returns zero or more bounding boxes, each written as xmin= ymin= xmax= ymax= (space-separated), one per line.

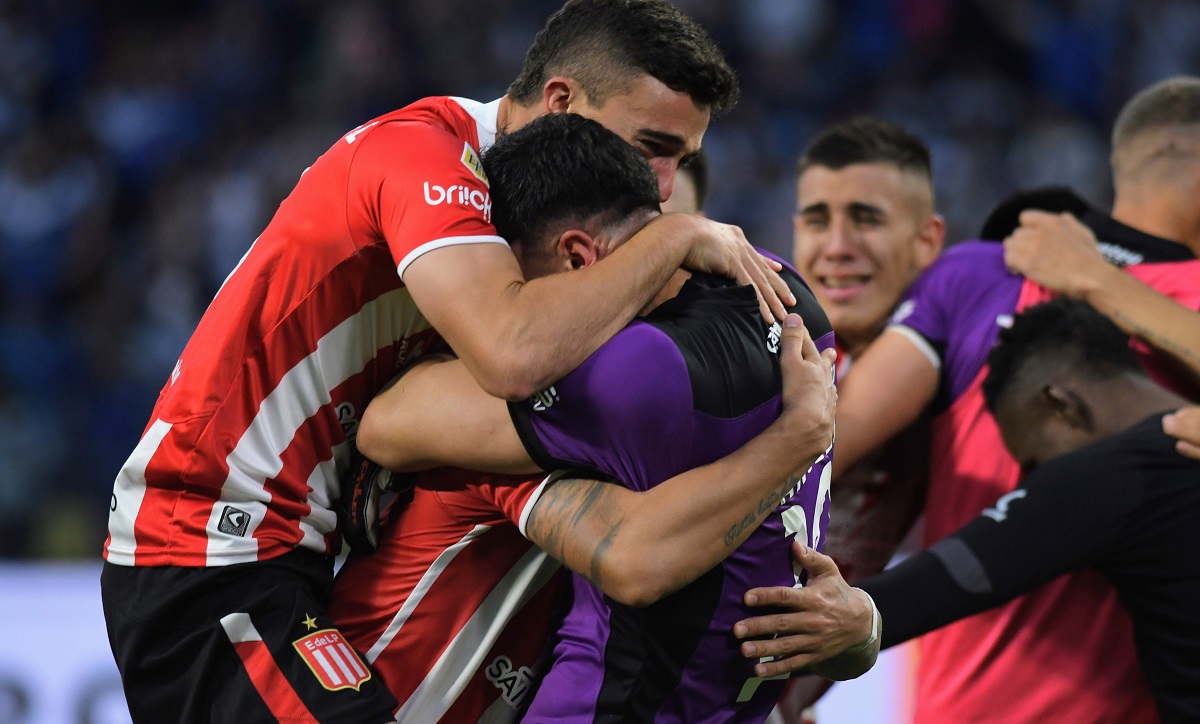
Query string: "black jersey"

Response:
xmin=861 ymin=415 xmax=1200 ymax=723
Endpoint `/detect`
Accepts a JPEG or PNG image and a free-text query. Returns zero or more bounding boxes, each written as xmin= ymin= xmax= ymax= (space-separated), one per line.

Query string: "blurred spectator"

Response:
xmin=2 ymin=0 xmax=1198 ymax=558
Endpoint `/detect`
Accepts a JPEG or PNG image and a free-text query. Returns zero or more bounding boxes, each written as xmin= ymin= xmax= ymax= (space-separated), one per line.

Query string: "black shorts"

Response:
xmin=101 ymin=549 xmax=398 ymax=724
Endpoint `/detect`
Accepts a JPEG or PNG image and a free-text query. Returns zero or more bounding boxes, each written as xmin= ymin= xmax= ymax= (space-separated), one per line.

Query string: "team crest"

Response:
xmin=461 ymin=143 xmax=489 ymax=186
xmin=293 ymin=629 xmax=372 ymax=691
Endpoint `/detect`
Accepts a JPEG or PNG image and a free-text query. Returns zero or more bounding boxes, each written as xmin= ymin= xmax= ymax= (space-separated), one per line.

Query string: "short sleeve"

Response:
xmin=472 ymin=472 xmax=561 ymax=539
xmin=347 ymin=121 xmax=506 ymax=278
xmin=508 ymin=323 xmax=695 ymax=491
xmin=888 ymin=241 xmax=1024 ymax=403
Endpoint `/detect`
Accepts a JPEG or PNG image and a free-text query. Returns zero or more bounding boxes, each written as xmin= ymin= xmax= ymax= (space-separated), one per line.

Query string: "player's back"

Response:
xmin=516 ymin=267 xmax=835 ymax=722
xmin=105 ymin=95 xmax=499 ymax=568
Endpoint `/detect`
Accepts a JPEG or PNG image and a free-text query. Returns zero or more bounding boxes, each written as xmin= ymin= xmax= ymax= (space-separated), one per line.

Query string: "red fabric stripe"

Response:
xmin=230 ymin=639 xmax=317 ymax=722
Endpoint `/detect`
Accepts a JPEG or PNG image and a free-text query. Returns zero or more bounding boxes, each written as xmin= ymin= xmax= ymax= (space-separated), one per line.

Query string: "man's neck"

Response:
xmin=497 ymin=96 xmax=540 ymax=137
xmin=1112 ymin=182 xmax=1200 ymax=257
xmin=1092 ymin=374 xmax=1191 ymax=438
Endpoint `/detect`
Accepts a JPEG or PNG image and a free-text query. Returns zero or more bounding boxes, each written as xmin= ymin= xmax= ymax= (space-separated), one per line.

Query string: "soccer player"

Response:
xmin=738 ymin=76 xmax=1200 ymax=722
xmin=99 ymin=2 xmax=797 ymax=721
xmin=661 ymin=148 xmax=708 ymax=216
xmin=849 ymin=298 xmax=1200 ymax=722
xmin=329 ymin=113 xmax=877 ymax=722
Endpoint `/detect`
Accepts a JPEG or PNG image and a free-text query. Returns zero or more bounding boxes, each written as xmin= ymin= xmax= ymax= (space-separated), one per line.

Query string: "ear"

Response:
xmin=913 ymin=213 xmax=946 ymax=271
xmin=1041 ymin=383 xmax=1095 ymax=433
xmin=543 ymin=77 xmax=582 ymax=115
xmin=557 ymin=229 xmax=602 ymax=270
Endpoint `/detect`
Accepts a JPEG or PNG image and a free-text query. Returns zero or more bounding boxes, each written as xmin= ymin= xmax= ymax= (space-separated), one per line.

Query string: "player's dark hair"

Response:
xmin=1112 ymin=75 xmax=1200 ymax=150
xmin=983 ymin=298 xmax=1142 ymax=413
xmin=482 ymin=113 xmax=660 ymax=249
xmin=680 ymin=149 xmax=709 ymax=210
xmin=508 ymin=0 xmax=739 ymax=114
xmin=978 ymin=186 xmax=1092 ymax=241
xmin=797 ymin=117 xmax=932 ymax=182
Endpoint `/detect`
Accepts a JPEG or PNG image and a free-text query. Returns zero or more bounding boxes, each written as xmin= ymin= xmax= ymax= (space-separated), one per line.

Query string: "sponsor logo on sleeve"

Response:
xmin=293 ymin=629 xmax=372 ymax=691
xmin=767 ymin=321 xmax=782 ymax=353
xmin=461 ymin=143 xmax=489 ymax=186
xmin=423 ymin=181 xmax=492 ymax=223
xmin=982 ymin=489 xmax=1027 ymax=522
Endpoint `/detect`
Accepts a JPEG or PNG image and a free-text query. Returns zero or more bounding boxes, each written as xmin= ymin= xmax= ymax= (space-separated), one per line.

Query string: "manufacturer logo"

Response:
xmin=485 ymin=655 xmax=534 ymax=710
xmin=423 ymin=182 xmax=492 ymax=222
xmin=530 ymin=386 xmax=559 ymax=412
xmin=343 ymin=121 xmax=379 ymax=144
xmin=336 ymin=402 xmax=359 ymax=444
xmin=982 ymin=489 xmax=1027 ymax=522
xmin=293 ymin=629 xmax=372 ymax=691
xmin=218 ymin=506 xmax=250 ymax=536
xmin=767 ymin=321 xmax=782 ymax=354
xmin=460 ymin=143 xmax=489 ymax=186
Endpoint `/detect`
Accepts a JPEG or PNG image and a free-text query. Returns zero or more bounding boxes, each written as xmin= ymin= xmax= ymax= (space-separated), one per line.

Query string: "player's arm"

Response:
xmin=833 ymin=327 xmax=939 ymax=473
xmin=736 ymin=455 xmax=1132 ymax=672
xmin=522 ymin=314 xmax=836 ymax=607
xmin=356 ymin=354 xmax=538 ymax=475
xmin=1005 ymin=210 xmax=1200 ymax=385
xmin=404 ymin=213 xmax=792 ymax=400
xmin=1164 ymin=406 xmax=1200 ymax=460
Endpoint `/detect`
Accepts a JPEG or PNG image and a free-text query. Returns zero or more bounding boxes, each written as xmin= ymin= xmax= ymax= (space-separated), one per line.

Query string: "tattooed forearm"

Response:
xmin=526 ymin=477 xmax=626 ymax=591
xmin=724 ymin=468 xmax=806 ymax=547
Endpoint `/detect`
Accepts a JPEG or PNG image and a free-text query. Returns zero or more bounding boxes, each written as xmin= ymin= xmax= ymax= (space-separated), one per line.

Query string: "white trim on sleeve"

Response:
xmin=396 ymin=234 xmax=508 ymax=280
xmin=517 ymin=470 xmax=575 ymax=539
xmin=886 ymin=324 xmax=943 ymax=372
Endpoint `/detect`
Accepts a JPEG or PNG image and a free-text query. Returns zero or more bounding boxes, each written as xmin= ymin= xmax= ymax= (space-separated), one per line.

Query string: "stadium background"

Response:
xmin=1 ymin=0 xmax=1197 ymax=721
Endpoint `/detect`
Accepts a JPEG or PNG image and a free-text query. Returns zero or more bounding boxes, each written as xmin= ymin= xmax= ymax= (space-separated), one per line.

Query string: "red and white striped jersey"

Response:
xmin=328 ymin=468 xmax=564 ymax=723
xmin=105 ymin=96 xmax=506 ymax=567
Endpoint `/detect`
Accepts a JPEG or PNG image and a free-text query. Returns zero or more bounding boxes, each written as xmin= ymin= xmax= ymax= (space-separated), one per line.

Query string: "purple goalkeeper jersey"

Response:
xmin=507 ymin=260 xmax=834 ymax=723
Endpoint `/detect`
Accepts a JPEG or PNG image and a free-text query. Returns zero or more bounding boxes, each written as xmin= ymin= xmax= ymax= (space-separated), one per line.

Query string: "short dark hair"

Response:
xmin=482 ymin=113 xmax=660 ymax=249
xmin=797 ymin=117 xmax=932 ymax=182
xmin=679 ymin=149 xmax=709 ymax=210
xmin=508 ymin=0 xmax=739 ymax=114
xmin=1112 ymin=75 xmax=1200 ymax=150
xmin=983 ymin=298 xmax=1141 ymax=413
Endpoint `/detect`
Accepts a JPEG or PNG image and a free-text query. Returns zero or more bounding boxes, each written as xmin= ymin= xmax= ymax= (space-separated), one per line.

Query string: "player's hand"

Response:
xmin=734 ymin=541 xmax=876 ymax=679
xmin=1003 ymin=210 xmax=1115 ymax=298
xmin=676 ymin=213 xmax=796 ymax=324
xmin=1163 ymin=406 xmax=1200 ymax=461
xmin=778 ymin=313 xmax=837 ymax=457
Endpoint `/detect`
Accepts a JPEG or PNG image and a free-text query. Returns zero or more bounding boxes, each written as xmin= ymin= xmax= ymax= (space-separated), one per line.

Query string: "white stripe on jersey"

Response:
xmin=204 ymin=285 xmax=431 ymax=565
xmin=449 ymin=97 xmax=501 ymax=152
xmin=394 ymin=545 xmax=561 ymax=723
xmin=220 ymin=612 xmax=262 ymax=643
xmin=367 ymin=524 xmax=493 ymax=663
xmin=396 ymin=234 xmax=507 ymax=280
xmin=106 ymin=419 xmax=174 ymax=566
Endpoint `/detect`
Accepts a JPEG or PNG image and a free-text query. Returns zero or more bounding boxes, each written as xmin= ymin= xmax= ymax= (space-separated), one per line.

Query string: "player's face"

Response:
xmin=661 ymin=168 xmax=700 ymax=215
xmin=574 ymin=75 xmax=709 ymax=203
xmin=793 ymin=163 xmax=939 ymax=353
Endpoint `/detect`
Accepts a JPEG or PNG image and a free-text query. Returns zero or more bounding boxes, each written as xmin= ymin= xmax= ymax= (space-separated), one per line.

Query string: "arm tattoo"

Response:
xmin=724 ymin=470 xmax=805 ymax=547
xmin=526 ymin=477 xmax=625 ymax=591
xmin=1109 ymin=309 xmax=1200 ymax=370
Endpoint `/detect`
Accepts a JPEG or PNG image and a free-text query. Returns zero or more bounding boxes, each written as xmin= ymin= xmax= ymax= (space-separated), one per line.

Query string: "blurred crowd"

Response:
xmin=4 ymin=0 xmax=1198 ymax=558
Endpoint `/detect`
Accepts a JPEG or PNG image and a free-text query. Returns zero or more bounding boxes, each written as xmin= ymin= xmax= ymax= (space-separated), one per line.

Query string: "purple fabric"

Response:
xmin=520 ymin=314 xmax=835 ymax=722
xmin=888 ymin=241 xmax=1024 ymax=403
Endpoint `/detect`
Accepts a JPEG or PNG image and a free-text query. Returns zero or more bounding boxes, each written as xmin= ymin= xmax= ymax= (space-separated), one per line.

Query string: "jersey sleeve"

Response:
xmin=860 ymin=444 xmax=1144 ymax=647
xmin=472 ymin=472 xmax=563 ymax=539
xmin=887 ymin=241 xmax=1023 ymax=403
xmin=507 ymin=323 xmax=695 ymax=492
xmin=347 ymin=120 xmax=506 ymax=278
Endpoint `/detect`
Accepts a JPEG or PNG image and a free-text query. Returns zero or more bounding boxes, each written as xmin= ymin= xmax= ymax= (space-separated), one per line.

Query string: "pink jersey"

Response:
xmin=105 ymin=96 xmax=505 ymax=567
xmin=891 ymin=241 xmax=1200 ymax=723
xmin=328 ymin=469 xmax=562 ymax=723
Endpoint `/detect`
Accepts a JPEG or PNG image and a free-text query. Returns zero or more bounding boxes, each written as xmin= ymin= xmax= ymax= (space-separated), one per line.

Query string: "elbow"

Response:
xmin=354 ymin=410 xmax=402 ymax=471
xmin=468 ymin=353 xmax=551 ymax=402
xmin=595 ymin=551 xmax=683 ymax=608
